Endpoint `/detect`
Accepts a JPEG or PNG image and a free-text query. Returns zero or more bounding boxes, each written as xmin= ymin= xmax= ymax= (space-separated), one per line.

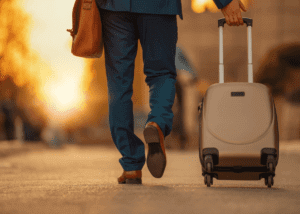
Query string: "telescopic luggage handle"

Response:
xmin=218 ymin=18 xmax=253 ymax=83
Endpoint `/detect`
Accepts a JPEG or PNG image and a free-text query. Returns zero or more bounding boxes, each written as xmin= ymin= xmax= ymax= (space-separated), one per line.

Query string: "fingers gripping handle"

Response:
xmin=218 ymin=18 xmax=253 ymax=83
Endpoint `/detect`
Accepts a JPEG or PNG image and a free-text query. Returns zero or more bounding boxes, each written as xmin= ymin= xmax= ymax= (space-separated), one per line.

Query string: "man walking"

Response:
xmin=96 ymin=0 xmax=247 ymax=184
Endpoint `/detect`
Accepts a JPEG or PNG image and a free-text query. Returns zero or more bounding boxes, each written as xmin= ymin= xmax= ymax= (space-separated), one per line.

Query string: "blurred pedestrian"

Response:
xmin=1 ymin=88 xmax=17 ymax=141
xmin=0 ymin=76 xmax=19 ymax=141
xmin=15 ymin=87 xmax=48 ymax=143
xmin=96 ymin=0 xmax=247 ymax=184
xmin=171 ymin=45 xmax=198 ymax=150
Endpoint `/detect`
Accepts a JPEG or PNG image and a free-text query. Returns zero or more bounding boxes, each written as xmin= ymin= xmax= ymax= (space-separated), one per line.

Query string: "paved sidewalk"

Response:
xmin=0 ymin=140 xmax=300 ymax=214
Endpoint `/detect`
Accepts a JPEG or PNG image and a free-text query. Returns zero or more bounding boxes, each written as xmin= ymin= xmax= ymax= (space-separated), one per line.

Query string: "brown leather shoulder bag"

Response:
xmin=67 ymin=0 xmax=104 ymax=58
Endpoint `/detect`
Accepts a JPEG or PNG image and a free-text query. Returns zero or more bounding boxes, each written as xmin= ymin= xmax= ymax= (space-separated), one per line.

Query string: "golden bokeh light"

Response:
xmin=192 ymin=0 xmax=211 ymax=13
xmin=44 ymin=77 xmax=85 ymax=112
xmin=20 ymin=0 xmax=93 ymax=122
xmin=192 ymin=0 xmax=250 ymax=13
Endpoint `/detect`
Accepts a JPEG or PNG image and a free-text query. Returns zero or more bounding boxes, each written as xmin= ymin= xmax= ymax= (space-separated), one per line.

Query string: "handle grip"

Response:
xmin=218 ymin=17 xmax=253 ymax=83
xmin=218 ymin=18 xmax=253 ymax=27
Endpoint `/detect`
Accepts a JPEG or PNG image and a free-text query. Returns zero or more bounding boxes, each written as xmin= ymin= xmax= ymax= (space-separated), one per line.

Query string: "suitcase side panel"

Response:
xmin=199 ymin=83 xmax=279 ymax=180
xmin=200 ymin=106 xmax=278 ymax=166
xmin=204 ymin=83 xmax=273 ymax=145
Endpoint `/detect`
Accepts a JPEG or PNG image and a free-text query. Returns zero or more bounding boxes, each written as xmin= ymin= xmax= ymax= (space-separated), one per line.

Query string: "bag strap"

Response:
xmin=67 ymin=0 xmax=82 ymax=38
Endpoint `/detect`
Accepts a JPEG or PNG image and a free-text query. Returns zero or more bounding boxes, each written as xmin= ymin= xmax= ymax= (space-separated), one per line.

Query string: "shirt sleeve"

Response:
xmin=212 ymin=0 xmax=233 ymax=9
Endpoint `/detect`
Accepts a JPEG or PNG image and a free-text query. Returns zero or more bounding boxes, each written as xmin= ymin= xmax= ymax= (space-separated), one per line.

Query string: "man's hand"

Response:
xmin=221 ymin=0 xmax=247 ymax=26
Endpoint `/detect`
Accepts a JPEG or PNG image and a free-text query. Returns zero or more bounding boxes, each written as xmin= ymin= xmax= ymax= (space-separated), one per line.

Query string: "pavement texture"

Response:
xmin=0 ymin=140 xmax=300 ymax=214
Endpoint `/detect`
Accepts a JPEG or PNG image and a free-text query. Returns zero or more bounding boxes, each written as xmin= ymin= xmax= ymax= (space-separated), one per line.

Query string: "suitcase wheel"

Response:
xmin=265 ymin=175 xmax=274 ymax=188
xmin=268 ymin=162 xmax=274 ymax=173
xmin=206 ymin=162 xmax=212 ymax=173
xmin=204 ymin=174 xmax=213 ymax=187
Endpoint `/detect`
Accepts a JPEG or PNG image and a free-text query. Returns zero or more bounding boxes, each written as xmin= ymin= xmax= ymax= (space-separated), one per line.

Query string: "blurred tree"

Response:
xmin=1 ymin=0 xmax=29 ymax=84
xmin=0 ymin=0 xmax=48 ymax=141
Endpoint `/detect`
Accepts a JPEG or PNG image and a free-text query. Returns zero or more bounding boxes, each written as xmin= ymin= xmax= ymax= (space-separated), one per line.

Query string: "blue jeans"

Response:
xmin=99 ymin=8 xmax=178 ymax=171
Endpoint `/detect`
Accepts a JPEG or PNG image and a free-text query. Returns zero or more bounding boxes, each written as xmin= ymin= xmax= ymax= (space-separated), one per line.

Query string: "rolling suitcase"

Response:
xmin=198 ymin=18 xmax=279 ymax=188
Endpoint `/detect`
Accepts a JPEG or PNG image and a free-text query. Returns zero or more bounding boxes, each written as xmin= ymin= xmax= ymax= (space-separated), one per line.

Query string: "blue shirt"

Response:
xmin=97 ymin=0 xmax=183 ymax=19
xmin=96 ymin=0 xmax=233 ymax=20
xmin=213 ymin=0 xmax=233 ymax=9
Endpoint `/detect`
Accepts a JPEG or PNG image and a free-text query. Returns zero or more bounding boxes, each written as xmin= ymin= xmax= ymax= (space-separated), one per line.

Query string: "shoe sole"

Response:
xmin=118 ymin=178 xmax=142 ymax=184
xmin=144 ymin=126 xmax=166 ymax=178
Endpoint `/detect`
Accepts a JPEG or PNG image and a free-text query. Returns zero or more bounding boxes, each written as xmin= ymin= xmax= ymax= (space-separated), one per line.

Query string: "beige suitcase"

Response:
xmin=198 ymin=18 xmax=279 ymax=188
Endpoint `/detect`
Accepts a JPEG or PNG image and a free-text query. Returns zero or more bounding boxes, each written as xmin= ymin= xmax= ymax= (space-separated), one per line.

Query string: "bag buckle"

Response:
xmin=83 ymin=0 xmax=92 ymax=10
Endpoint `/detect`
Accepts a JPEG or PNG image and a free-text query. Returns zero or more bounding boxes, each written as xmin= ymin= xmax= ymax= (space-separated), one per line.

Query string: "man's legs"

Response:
xmin=99 ymin=9 xmax=145 ymax=171
xmin=137 ymin=14 xmax=178 ymax=137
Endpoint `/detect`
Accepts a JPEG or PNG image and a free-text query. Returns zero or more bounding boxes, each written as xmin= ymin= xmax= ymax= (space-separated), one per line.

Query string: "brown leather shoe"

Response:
xmin=143 ymin=122 xmax=166 ymax=178
xmin=118 ymin=170 xmax=142 ymax=184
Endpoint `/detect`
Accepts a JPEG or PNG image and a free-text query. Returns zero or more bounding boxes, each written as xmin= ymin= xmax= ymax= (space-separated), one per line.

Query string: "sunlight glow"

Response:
xmin=20 ymin=0 xmax=92 ymax=120
xmin=44 ymin=78 xmax=84 ymax=112
xmin=192 ymin=0 xmax=209 ymax=13
xmin=192 ymin=0 xmax=249 ymax=13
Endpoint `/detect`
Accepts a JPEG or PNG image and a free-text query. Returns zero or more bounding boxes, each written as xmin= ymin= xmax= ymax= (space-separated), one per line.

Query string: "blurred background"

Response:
xmin=0 ymin=0 xmax=299 ymax=151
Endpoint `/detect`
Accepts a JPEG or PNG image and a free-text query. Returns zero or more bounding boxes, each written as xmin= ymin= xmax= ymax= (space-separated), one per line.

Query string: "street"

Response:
xmin=0 ymin=140 xmax=300 ymax=214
